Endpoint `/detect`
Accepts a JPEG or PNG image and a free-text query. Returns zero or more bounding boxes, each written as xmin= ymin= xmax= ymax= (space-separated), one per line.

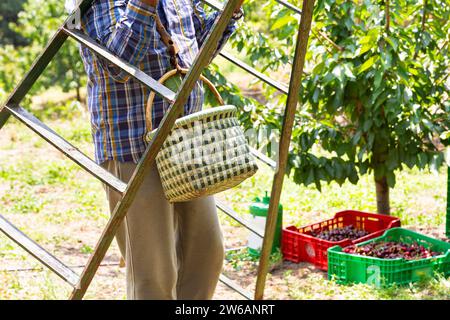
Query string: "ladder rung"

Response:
xmin=275 ymin=0 xmax=302 ymax=14
xmin=220 ymin=51 xmax=289 ymax=95
xmin=63 ymin=28 xmax=176 ymax=103
xmin=203 ymin=0 xmax=302 ymax=15
xmin=202 ymin=0 xmax=223 ymax=10
xmin=219 ymin=274 xmax=253 ymax=300
xmin=5 ymin=105 xmax=127 ymax=194
xmin=249 ymin=147 xmax=277 ymax=170
xmin=225 ymin=246 xmax=246 ymax=253
xmin=216 ymin=199 xmax=264 ymax=238
xmin=0 ymin=214 xmax=80 ymax=287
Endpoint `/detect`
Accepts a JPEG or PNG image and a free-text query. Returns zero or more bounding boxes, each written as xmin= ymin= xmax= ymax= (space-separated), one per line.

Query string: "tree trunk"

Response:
xmin=76 ymin=85 xmax=81 ymax=102
xmin=375 ymin=175 xmax=390 ymax=215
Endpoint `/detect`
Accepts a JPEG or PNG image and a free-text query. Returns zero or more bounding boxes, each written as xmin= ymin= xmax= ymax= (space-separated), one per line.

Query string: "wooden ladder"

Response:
xmin=0 ymin=0 xmax=315 ymax=300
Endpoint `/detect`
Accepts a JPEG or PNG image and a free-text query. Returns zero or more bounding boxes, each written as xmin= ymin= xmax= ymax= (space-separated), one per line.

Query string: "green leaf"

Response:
xmin=270 ymin=15 xmax=296 ymax=31
xmin=358 ymin=43 xmax=373 ymax=56
xmin=374 ymin=69 xmax=383 ymax=88
xmin=305 ymin=168 xmax=315 ymax=185
xmin=418 ymin=153 xmax=428 ymax=168
xmin=358 ymin=56 xmax=378 ymax=74
xmin=385 ymin=36 xmax=399 ymax=51
xmin=343 ymin=64 xmax=355 ymax=79
xmin=386 ymin=171 xmax=396 ymax=188
xmin=363 ymin=119 xmax=373 ymax=132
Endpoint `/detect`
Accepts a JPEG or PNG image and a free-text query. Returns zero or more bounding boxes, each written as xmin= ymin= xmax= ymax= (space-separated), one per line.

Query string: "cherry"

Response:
xmin=343 ymin=241 xmax=442 ymax=260
xmin=311 ymin=225 xmax=369 ymax=242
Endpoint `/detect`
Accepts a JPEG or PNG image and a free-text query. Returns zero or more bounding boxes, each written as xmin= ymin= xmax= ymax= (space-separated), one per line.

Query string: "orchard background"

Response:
xmin=0 ymin=0 xmax=449 ymax=299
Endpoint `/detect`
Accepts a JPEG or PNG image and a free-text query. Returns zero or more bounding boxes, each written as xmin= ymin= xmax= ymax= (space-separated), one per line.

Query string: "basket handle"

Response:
xmin=146 ymin=68 xmax=225 ymax=132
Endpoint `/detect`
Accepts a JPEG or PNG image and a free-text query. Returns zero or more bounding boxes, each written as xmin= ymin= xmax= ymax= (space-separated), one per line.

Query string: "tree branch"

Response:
xmin=311 ymin=29 xmax=345 ymax=54
xmin=414 ymin=0 xmax=428 ymax=59
xmin=317 ymin=30 xmax=344 ymax=51
xmin=420 ymin=0 xmax=428 ymax=32
xmin=385 ymin=0 xmax=390 ymax=33
xmin=312 ymin=30 xmax=334 ymax=55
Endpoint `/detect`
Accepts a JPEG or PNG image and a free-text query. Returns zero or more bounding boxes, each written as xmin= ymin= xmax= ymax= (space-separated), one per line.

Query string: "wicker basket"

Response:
xmin=146 ymin=68 xmax=258 ymax=202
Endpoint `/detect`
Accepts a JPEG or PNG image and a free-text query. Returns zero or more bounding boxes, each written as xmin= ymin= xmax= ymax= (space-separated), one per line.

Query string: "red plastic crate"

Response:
xmin=281 ymin=210 xmax=401 ymax=270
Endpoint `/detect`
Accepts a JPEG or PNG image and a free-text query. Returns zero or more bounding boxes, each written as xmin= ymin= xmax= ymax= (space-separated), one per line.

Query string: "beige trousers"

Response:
xmin=101 ymin=160 xmax=225 ymax=300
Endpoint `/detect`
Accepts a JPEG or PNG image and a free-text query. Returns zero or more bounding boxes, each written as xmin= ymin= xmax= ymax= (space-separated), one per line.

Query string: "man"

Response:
xmin=73 ymin=0 xmax=244 ymax=299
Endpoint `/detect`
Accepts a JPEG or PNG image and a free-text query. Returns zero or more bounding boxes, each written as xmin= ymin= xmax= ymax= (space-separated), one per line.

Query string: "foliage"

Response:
xmin=223 ymin=0 xmax=450 ymax=212
xmin=0 ymin=44 xmax=31 ymax=97
xmin=0 ymin=0 xmax=86 ymax=104
xmin=0 ymin=0 xmax=28 ymax=46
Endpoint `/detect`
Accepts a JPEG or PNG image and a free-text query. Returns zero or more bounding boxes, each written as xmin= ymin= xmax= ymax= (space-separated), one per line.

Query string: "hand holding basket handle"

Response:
xmin=145 ymin=0 xmax=256 ymax=203
xmin=145 ymin=67 xmax=258 ymax=202
xmin=146 ymin=68 xmax=224 ymax=131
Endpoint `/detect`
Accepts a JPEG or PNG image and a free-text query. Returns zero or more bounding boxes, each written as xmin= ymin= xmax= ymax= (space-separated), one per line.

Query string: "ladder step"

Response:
xmin=203 ymin=0 xmax=301 ymax=15
xmin=219 ymin=274 xmax=253 ymax=300
xmin=249 ymin=147 xmax=277 ymax=170
xmin=63 ymin=28 xmax=176 ymax=103
xmin=5 ymin=105 xmax=127 ymax=194
xmin=202 ymin=0 xmax=223 ymax=11
xmin=216 ymin=199 xmax=264 ymax=238
xmin=220 ymin=51 xmax=289 ymax=95
xmin=0 ymin=214 xmax=80 ymax=287
xmin=275 ymin=0 xmax=302 ymax=14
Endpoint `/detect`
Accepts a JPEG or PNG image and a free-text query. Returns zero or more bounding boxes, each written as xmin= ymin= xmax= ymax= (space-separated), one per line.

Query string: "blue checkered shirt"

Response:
xmin=79 ymin=0 xmax=236 ymax=164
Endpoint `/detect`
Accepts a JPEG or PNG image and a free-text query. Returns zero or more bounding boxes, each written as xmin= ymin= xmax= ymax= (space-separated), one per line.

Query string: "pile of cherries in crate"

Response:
xmin=310 ymin=225 xmax=369 ymax=242
xmin=343 ymin=241 xmax=443 ymax=260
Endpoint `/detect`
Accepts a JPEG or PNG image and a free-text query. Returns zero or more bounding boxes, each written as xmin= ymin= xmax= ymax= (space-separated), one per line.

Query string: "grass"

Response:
xmin=0 ymin=97 xmax=448 ymax=300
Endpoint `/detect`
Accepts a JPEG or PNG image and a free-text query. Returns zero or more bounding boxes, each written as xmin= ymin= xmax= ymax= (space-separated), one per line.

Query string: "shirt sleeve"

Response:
xmin=92 ymin=0 xmax=157 ymax=83
xmin=192 ymin=0 xmax=237 ymax=62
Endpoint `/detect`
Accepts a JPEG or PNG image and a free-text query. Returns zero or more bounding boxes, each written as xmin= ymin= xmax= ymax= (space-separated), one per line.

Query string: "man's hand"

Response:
xmin=140 ymin=0 xmax=158 ymax=7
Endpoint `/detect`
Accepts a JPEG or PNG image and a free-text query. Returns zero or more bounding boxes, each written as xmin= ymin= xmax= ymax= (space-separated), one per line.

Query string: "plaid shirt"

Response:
xmin=79 ymin=0 xmax=236 ymax=164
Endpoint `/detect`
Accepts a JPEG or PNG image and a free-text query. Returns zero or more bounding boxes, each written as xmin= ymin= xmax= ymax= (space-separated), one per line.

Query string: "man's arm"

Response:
xmin=91 ymin=0 xmax=157 ymax=83
xmin=192 ymin=0 xmax=245 ymax=60
xmin=141 ymin=0 xmax=157 ymax=6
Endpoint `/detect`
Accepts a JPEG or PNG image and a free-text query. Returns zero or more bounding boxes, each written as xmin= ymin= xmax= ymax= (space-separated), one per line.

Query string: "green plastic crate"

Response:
xmin=447 ymin=167 xmax=450 ymax=238
xmin=328 ymin=228 xmax=450 ymax=287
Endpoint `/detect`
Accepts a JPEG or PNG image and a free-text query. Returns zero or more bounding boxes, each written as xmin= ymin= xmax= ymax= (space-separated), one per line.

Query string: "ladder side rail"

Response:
xmin=254 ymin=0 xmax=315 ymax=300
xmin=69 ymin=0 xmax=243 ymax=300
